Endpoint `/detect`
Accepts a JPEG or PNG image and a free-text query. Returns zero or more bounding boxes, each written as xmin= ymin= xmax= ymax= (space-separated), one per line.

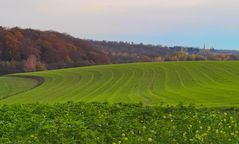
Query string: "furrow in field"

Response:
xmin=2 ymin=61 xmax=239 ymax=107
xmin=87 ymin=67 xmax=126 ymax=102
xmin=145 ymin=65 xmax=167 ymax=104
xmin=137 ymin=65 xmax=159 ymax=103
xmin=80 ymin=67 xmax=115 ymax=101
xmin=97 ymin=67 xmax=131 ymax=103
xmin=46 ymin=70 xmax=86 ymax=102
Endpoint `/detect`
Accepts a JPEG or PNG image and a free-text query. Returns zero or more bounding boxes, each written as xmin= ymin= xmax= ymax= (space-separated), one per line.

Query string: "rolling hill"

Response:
xmin=0 ymin=76 xmax=39 ymax=100
xmin=1 ymin=61 xmax=239 ymax=107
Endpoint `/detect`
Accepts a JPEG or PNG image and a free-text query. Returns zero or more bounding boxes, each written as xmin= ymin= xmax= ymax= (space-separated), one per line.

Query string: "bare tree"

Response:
xmin=24 ymin=54 xmax=37 ymax=72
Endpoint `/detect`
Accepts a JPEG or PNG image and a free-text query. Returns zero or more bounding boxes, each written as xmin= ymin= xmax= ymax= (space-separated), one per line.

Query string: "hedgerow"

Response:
xmin=0 ymin=102 xmax=239 ymax=143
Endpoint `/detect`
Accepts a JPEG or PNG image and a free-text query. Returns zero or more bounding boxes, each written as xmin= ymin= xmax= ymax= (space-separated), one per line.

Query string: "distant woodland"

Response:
xmin=0 ymin=27 xmax=239 ymax=75
xmin=0 ymin=27 xmax=110 ymax=75
xmin=90 ymin=40 xmax=239 ymax=64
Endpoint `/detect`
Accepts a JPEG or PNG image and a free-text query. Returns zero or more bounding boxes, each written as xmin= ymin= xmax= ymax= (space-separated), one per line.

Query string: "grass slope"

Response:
xmin=1 ymin=61 xmax=239 ymax=106
xmin=0 ymin=76 xmax=39 ymax=100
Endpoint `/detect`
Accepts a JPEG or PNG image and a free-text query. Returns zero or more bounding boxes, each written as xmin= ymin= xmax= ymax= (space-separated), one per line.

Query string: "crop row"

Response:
xmin=0 ymin=102 xmax=239 ymax=143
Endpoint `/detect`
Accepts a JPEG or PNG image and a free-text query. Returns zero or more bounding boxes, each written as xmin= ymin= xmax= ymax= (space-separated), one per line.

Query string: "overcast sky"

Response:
xmin=1 ymin=0 xmax=239 ymax=49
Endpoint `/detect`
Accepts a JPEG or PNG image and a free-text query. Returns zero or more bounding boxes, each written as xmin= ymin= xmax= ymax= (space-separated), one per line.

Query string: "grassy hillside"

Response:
xmin=1 ymin=61 xmax=239 ymax=107
xmin=0 ymin=76 xmax=39 ymax=100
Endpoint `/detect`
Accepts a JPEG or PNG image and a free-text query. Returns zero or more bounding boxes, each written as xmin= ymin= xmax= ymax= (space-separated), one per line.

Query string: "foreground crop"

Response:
xmin=0 ymin=102 xmax=239 ymax=143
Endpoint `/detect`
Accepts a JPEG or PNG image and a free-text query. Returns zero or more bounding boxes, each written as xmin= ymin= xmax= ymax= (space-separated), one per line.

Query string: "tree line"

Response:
xmin=0 ymin=27 xmax=110 ymax=75
xmin=0 ymin=27 xmax=239 ymax=75
xmin=90 ymin=40 xmax=239 ymax=63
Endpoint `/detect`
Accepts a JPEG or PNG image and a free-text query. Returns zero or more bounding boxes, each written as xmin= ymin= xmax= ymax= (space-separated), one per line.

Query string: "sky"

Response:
xmin=0 ymin=0 xmax=239 ymax=49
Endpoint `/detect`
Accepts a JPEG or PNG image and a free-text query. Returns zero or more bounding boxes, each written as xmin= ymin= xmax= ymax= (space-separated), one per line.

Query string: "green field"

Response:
xmin=1 ymin=61 xmax=239 ymax=106
xmin=1 ymin=103 xmax=239 ymax=143
xmin=0 ymin=76 xmax=39 ymax=100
